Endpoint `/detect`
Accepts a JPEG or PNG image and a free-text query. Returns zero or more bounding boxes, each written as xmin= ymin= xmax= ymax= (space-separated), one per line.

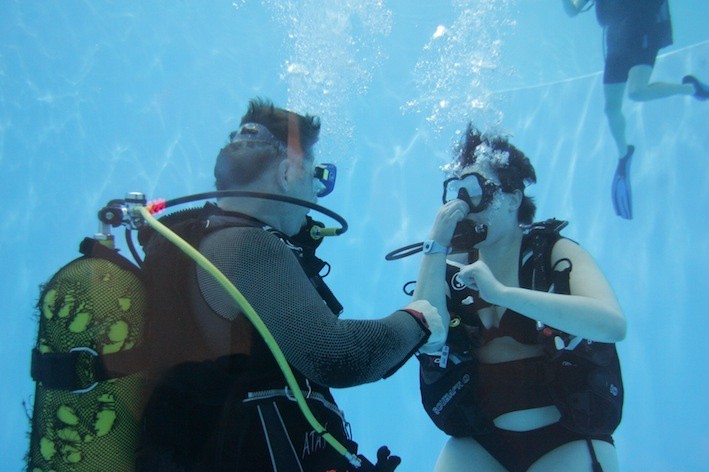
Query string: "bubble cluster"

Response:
xmin=404 ymin=0 xmax=516 ymax=133
xmin=474 ymin=143 xmax=510 ymax=168
xmin=264 ymin=0 xmax=393 ymax=148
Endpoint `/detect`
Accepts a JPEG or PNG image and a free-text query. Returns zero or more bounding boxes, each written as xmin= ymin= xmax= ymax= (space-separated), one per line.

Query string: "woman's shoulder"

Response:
xmin=550 ymin=236 xmax=591 ymax=264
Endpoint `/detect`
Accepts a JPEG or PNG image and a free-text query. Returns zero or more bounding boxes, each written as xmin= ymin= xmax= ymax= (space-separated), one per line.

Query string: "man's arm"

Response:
xmin=197 ymin=227 xmax=432 ymax=387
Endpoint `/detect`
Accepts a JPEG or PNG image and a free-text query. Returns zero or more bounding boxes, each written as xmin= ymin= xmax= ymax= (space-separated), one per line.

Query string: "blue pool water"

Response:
xmin=2 ymin=1 xmax=708 ymax=470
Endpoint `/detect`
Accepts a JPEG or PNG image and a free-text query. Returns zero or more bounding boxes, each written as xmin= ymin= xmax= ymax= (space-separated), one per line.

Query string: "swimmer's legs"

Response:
xmin=626 ymin=65 xmax=695 ymax=101
xmin=603 ymin=82 xmax=629 ymax=158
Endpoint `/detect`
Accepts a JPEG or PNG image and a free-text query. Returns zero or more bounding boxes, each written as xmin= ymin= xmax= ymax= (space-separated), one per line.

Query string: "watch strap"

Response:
xmin=422 ymin=239 xmax=451 ymax=255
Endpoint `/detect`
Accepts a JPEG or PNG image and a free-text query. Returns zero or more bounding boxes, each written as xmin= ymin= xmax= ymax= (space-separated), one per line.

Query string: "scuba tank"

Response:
xmin=28 ymin=196 xmax=148 ymax=471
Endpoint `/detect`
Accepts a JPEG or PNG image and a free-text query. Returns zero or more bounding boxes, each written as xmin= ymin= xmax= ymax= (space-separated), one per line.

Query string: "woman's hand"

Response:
xmin=457 ymin=260 xmax=506 ymax=306
xmin=429 ymin=199 xmax=470 ymax=247
xmin=456 ymin=240 xmax=627 ymax=342
xmin=412 ymin=199 xmax=469 ymax=329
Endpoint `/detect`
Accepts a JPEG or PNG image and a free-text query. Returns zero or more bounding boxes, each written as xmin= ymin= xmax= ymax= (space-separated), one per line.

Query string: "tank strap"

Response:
xmin=31 ymin=343 xmax=150 ymax=392
xmin=30 ymin=238 xmax=149 ymax=392
xmin=519 ymin=218 xmax=568 ymax=292
xmin=256 ymin=401 xmax=307 ymax=471
xmin=244 ymin=387 xmax=345 ymax=420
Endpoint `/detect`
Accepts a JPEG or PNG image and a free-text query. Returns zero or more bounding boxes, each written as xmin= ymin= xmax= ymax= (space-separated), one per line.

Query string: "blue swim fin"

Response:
xmin=611 ymin=145 xmax=634 ymax=220
xmin=683 ymin=75 xmax=709 ymax=101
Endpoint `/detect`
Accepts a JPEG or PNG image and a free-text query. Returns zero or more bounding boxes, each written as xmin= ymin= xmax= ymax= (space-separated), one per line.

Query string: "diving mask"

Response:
xmin=442 ymin=172 xmax=500 ymax=213
xmin=314 ymin=163 xmax=336 ymax=197
xmin=230 ymin=123 xmax=337 ymax=198
xmin=230 ymin=122 xmax=286 ymax=151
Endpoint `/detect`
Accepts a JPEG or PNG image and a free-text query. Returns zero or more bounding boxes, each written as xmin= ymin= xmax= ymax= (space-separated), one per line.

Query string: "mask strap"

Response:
xmin=287 ymin=114 xmax=304 ymax=172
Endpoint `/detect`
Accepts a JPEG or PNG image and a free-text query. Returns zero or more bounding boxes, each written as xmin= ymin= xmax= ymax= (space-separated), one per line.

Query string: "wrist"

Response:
xmin=488 ymin=284 xmax=511 ymax=307
xmin=401 ymin=308 xmax=429 ymax=331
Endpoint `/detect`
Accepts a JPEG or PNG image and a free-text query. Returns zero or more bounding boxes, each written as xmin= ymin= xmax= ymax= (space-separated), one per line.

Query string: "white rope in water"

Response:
xmin=492 ymin=38 xmax=709 ymax=95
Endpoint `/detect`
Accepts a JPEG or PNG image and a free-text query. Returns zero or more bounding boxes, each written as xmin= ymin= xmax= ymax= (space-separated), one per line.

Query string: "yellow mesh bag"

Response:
xmin=29 ymin=255 xmax=146 ymax=471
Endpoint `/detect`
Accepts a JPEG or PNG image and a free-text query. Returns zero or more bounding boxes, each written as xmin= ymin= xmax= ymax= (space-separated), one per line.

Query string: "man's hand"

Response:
xmin=357 ymin=446 xmax=401 ymax=471
xmin=405 ymin=300 xmax=448 ymax=354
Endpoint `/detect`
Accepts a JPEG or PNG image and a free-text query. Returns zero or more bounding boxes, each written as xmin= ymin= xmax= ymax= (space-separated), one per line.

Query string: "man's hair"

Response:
xmin=214 ymin=98 xmax=321 ymax=190
xmin=454 ymin=124 xmax=537 ymax=224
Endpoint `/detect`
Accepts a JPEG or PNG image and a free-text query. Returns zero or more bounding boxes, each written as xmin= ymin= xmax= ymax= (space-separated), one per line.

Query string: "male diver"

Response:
xmin=563 ymin=0 xmax=708 ymax=219
xmin=135 ymin=98 xmax=446 ymax=471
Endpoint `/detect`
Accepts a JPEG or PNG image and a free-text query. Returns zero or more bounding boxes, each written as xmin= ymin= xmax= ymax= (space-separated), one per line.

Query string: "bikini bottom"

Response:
xmin=472 ymin=421 xmax=613 ymax=472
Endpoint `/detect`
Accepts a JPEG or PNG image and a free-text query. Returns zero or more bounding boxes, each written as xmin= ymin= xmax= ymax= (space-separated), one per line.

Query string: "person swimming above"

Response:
xmin=562 ymin=0 xmax=708 ymax=219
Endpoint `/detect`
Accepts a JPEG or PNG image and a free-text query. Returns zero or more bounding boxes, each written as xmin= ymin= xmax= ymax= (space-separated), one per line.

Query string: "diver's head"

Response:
xmin=443 ymin=123 xmax=537 ymax=224
xmin=215 ymin=98 xmax=335 ymax=199
xmin=214 ymin=98 xmax=336 ymax=235
xmin=214 ymin=97 xmax=322 ymax=191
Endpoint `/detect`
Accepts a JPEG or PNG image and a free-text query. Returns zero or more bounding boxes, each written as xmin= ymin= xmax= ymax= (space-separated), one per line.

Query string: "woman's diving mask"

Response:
xmin=442 ymin=172 xmax=500 ymax=213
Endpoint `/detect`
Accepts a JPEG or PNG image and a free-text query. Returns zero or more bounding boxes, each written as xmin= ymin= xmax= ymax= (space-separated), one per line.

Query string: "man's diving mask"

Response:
xmin=313 ymin=163 xmax=336 ymax=197
xmin=442 ymin=172 xmax=500 ymax=213
xmin=230 ymin=123 xmax=337 ymax=198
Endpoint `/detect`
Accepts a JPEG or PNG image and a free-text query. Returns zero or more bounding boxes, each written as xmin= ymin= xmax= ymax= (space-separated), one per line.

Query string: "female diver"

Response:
xmin=412 ymin=125 xmax=626 ymax=471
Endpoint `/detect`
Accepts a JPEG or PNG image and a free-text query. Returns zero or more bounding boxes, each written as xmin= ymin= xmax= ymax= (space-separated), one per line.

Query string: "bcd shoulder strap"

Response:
xmin=519 ymin=218 xmax=569 ymax=293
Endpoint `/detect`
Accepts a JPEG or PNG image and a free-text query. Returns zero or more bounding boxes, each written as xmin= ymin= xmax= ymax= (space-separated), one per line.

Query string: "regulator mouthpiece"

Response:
xmin=450 ymin=221 xmax=488 ymax=252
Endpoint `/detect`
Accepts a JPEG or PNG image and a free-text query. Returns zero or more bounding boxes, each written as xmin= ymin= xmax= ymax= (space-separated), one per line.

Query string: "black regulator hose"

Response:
xmin=105 ymin=190 xmax=348 ymax=267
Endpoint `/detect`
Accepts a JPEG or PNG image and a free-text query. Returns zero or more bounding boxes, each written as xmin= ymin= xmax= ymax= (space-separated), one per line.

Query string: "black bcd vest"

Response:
xmin=418 ymin=219 xmax=624 ymax=437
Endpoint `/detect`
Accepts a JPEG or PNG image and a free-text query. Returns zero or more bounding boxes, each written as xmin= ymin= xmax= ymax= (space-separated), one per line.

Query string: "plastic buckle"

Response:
xmin=285 ymin=382 xmax=312 ymax=401
xmin=69 ymin=347 xmax=100 ymax=394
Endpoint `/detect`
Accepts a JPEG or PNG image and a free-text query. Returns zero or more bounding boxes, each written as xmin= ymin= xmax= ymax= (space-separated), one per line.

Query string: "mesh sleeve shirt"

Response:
xmin=194 ymin=226 xmax=428 ymax=387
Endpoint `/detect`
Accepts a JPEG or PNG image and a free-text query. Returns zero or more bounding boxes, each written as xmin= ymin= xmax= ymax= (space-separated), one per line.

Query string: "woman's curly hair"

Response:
xmin=454 ymin=123 xmax=537 ymax=224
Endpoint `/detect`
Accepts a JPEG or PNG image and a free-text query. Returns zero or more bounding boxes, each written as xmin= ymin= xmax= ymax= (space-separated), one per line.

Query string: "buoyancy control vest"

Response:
xmin=418 ymin=218 xmax=624 ymax=437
